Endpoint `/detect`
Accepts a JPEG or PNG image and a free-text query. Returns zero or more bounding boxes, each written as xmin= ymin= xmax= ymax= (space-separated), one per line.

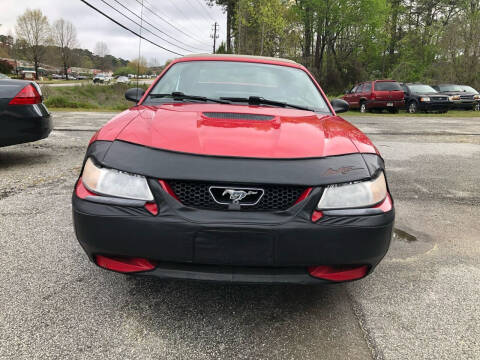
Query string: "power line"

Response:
xmin=193 ymin=0 xmax=217 ymax=22
xmin=110 ymin=0 xmax=209 ymax=53
xmin=158 ymin=0 xmax=213 ymax=45
xmin=80 ymin=0 xmax=184 ymax=56
xmin=98 ymin=0 xmax=194 ymax=53
xmin=184 ymin=0 xmax=214 ymax=24
xmin=139 ymin=10 xmax=211 ymax=52
xmin=140 ymin=0 xmax=212 ymax=47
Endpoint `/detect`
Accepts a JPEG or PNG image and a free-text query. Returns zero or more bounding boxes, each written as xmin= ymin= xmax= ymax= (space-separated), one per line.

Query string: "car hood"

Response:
xmin=438 ymin=91 xmax=475 ymax=95
xmin=101 ymin=103 xmax=377 ymax=159
xmin=413 ymin=92 xmax=445 ymax=96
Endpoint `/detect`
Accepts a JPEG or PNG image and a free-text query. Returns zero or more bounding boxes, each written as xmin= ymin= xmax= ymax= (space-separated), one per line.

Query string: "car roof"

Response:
xmin=0 ymin=79 xmax=32 ymax=85
xmin=175 ymin=54 xmax=301 ymax=68
xmin=356 ymin=79 xmax=398 ymax=84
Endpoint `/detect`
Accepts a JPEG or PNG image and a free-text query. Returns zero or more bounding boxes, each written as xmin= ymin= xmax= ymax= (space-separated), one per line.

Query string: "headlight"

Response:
xmin=474 ymin=95 xmax=480 ymax=100
xmin=420 ymin=97 xmax=430 ymax=102
xmin=317 ymin=172 xmax=387 ymax=210
xmin=82 ymin=158 xmax=154 ymax=201
xmin=450 ymin=95 xmax=460 ymax=101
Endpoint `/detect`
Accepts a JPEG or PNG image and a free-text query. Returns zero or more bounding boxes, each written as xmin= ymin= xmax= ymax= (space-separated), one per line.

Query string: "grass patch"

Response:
xmin=41 ymin=83 xmax=149 ymax=111
xmin=37 ymin=80 xmax=89 ymax=85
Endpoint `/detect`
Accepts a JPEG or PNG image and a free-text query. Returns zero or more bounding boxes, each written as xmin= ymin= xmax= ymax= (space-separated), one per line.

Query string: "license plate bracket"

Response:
xmin=194 ymin=230 xmax=274 ymax=265
xmin=387 ymin=102 xmax=393 ymax=107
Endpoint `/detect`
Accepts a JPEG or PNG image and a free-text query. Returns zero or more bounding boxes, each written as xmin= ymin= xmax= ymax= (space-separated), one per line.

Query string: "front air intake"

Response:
xmin=202 ymin=112 xmax=275 ymax=121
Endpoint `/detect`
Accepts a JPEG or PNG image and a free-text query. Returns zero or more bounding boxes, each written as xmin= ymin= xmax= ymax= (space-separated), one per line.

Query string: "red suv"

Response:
xmin=342 ymin=80 xmax=404 ymax=113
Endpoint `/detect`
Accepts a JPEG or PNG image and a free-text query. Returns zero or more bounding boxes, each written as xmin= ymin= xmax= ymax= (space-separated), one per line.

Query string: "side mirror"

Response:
xmin=330 ymin=98 xmax=349 ymax=114
xmin=125 ymin=88 xmax=145 ymax=102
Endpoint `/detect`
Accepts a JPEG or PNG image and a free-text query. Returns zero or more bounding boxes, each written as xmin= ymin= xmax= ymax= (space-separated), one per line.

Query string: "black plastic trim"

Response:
xmin=85 ymin=195 xmax=146 ymax=207
xmin=85 ymin=140 xmax=385 ymax=186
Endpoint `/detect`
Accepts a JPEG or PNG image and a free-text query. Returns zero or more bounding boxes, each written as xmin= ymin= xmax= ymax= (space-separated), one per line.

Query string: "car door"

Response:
xmin=343 ymin=85 xmax=357 ymax=107
xmin=351 ymin=83 xmax=364 ymax=109
xmin=362 ymin=82 xmax=372 ymax=104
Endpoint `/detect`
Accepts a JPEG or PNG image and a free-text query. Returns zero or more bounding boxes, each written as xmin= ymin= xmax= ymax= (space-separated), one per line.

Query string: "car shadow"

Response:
xmin=100 ymin=274 xmax=358 ymax=357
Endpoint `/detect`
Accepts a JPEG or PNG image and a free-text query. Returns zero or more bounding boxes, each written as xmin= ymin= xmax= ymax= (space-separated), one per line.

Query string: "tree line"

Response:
xmin=0 ymin=9 xmax=129 ymax=79
xmin=209 ymin=0 xmax=480 ymax=94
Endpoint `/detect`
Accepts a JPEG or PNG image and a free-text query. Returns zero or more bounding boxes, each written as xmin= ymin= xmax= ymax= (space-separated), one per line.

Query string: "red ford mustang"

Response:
xmin=73 ymin=54 xmax=394 ymax=284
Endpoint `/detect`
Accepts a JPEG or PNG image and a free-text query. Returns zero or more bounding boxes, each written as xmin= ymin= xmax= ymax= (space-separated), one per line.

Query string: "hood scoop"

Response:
xmin=202 ymin=112 xmax=275 ymax=121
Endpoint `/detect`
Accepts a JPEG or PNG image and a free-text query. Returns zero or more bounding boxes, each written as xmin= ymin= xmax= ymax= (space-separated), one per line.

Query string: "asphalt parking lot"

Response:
xmin=1 ymin=111 xmax=479 ymax=359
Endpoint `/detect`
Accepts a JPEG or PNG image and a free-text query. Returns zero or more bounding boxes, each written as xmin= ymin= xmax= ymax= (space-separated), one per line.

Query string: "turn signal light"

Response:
xmin=308 ymin=265 xmax=369 ymax=281
xmin=9 ymin=84 xmax=42 ymax=105
xmin=95 ymin=255 xmax=156 ymax=273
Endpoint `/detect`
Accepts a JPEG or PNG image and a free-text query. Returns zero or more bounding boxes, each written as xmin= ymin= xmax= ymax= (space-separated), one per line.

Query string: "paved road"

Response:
xmin=0 ymin=112 xmax=479 ymax=359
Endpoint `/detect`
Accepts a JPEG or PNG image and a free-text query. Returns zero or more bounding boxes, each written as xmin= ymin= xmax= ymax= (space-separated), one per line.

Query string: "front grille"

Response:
xmin=167 ymin=180 xmax=307 ymax=211
xmin=433 ymin=97 xmax=448 ymax=101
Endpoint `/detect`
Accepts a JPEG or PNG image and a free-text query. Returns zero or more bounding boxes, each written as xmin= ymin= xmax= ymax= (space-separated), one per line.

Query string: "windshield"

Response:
xmin=408 ymin=85 xmax=437 ymax=93
xmin=146 ymin=60 xmax=331 ymax=113
xmin=438 ymin=85 xmax=463 ymax=92
xmin=374 ymin=81 xmax=402 ymax=91
xmin=459 ymin=85 xmax=478 ymax=94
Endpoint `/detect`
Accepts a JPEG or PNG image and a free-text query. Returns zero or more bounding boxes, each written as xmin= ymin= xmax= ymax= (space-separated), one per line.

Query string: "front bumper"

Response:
xmin=367 ymin=100 xmax=404 ymax=109
xmin=450 ymin=100 xmax=478 ymax=110
xmin=418 ymin=101 xmax=450 ymax=111
xmin=73 ymin=180 xmax=395 ymax=284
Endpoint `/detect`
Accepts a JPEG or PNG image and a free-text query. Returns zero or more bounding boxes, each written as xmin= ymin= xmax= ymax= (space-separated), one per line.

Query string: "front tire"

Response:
xmin=407 ymin=101 xmax=418 ymax=113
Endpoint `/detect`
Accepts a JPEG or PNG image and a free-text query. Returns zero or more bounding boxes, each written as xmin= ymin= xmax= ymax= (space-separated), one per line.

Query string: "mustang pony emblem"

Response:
xmin=222 ymin=189 xmax=259 ymax=204
xmin=209 ymin=186 xmax=265 ymax=207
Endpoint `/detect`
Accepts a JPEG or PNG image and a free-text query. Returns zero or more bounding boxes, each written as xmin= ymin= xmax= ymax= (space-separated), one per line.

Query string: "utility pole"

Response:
xmin=211 ymin=22 xmax=219 ymax=54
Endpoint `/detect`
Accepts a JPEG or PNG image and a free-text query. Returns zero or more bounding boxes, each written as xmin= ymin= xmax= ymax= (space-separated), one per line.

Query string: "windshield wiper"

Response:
xmin=220 ymin=96 xmax=314 ymax=112
xmin=149 ymin=92 xmax=230 ymax=104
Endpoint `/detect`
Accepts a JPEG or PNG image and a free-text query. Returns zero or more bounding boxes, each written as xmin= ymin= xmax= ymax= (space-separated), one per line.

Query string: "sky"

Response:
xmin=0 ymin=0 xmax=226 ymax=65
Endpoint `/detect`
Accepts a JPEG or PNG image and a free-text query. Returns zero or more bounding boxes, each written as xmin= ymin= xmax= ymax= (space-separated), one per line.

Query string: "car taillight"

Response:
xmin=95 ymin=255 xmax=156 ymax=273
xmin=308 ymin=265 xmax=369 ymax=281
xmin=9 ymin=84 xmax=42 ymax=105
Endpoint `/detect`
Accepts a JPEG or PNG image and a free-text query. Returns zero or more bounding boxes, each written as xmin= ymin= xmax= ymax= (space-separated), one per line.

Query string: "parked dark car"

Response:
xmin=458 ymin=85 xmax=480 ymax=111
xmin=342 ymin=80 xmax=404 ymax=113
xmin=432 ymin=84 xmax=480 ymax=111
xmin=0 ymin=79 xmax=52 ymax=147
xmin=400 ymin=83 xmax=450 ymax=113
xmin=72 ymin=54 xmax=394 ymax=284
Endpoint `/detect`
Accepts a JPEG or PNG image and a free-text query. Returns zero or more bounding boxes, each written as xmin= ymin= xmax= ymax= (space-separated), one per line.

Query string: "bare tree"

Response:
xmin=15 ymin=9 xmax=50 ymax=79
xmin=94 ymin=41 xmax=109 ymax=71
xmin=52 ymin=19 xmax=78 ymax=80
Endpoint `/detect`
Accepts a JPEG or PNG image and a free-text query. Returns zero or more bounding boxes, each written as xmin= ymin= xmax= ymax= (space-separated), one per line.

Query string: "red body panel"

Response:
xmin=94 ymin=56 xmax=378 ymax=158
